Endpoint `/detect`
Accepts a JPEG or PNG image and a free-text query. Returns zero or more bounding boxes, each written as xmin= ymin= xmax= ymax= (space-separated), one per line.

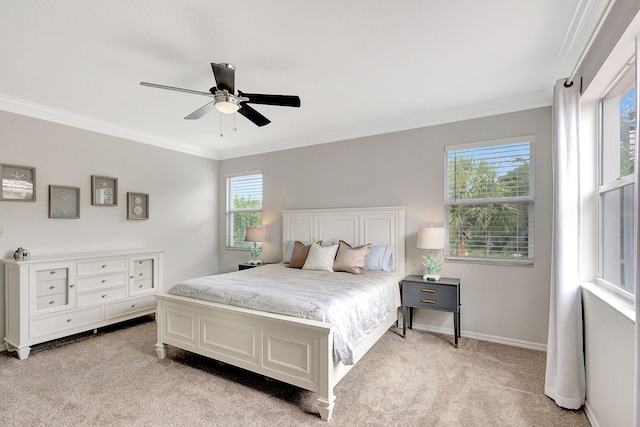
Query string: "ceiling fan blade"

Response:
xmin=211 ymin=63 xmax=235 ymax=93
xmin=184 ymin=102 xmax=217 ymax=120
xmin=238 ymin=103 xmax=271 ymax=127
xmin=238 ymin=91 xmax=301 ymax=107
xmin=140 ymin=82 xmax=211 ymax=96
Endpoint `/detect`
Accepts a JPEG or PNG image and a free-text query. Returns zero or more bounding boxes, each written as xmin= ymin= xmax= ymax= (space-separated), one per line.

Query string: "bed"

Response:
xmin=155 ymin=206 xmax=406 ymax=420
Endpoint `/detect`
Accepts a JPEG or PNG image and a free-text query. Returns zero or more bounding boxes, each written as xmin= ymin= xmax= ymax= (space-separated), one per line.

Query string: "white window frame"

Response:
xmin=444 ymin=136 xmax=535 ymax=266
xmin=225 ymin=171 xmax=263 ymax=250
xmin=596 ymin=59 xmax=637 ymax=303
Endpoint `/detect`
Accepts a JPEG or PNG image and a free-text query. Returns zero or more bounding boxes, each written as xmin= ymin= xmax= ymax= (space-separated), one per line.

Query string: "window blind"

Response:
xmin=226 ymin=173 xmax=263 ymax=248
xmin=445 ymin=139 xmax=534 ymax=263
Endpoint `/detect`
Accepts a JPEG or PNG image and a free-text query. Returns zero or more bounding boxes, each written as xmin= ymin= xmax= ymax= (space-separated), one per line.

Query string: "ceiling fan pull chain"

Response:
xmin=233 ymin=112 xmax=237 ymax=132
xmin=219 ymin=112 xmax=224 ymax=137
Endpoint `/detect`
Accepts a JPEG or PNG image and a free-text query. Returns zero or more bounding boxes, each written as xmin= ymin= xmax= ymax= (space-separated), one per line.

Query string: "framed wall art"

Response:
xmin=127 ymin=192 xmax=149 ymax=220
xmin=49 ymin=185 xmax=80 ymax=219
xmin=91 ymin=175 xmax=118 ymax=206
xmin=1 ymin=164 xmax=36 ymax=202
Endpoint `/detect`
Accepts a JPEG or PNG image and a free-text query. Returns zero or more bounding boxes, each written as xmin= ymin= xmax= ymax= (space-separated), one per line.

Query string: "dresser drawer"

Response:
xmin=30 ymin=306 xmax=101 ymax=338
xmin=35 ymin=268 xmax=68 ymax=282
xmin=105 ymin=295 xmax=156 ymax=319
xmin=132 ymin=266 xmax=153 ymax=281
xmin=77 ymin=272 xmax=127 ymax=291
xmin=35 ymin=293 xmax=68 ymax=310
xmin=77 ymin=286 xmax=127 ymax=306
xmin=36 ymin=279 xmax=68 ymax=297
xmin=77 ymin=259 xmax=127 ymax=276
xmin=132 ymin=278 xmax=154 ymax=292
xmin=133 ymin=259 xmax=153 ymax=269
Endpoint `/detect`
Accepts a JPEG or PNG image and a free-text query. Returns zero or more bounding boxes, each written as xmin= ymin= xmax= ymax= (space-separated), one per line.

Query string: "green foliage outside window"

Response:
xmin=231 ymin=195 xmax=262 ymax=248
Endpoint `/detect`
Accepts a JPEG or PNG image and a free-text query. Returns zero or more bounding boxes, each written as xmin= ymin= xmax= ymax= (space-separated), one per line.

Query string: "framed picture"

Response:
xmin=127 ymin=192 xmax=149 ymax=220
xmin=91 ymin=175 xmax=118 ymax=206
xmin=1 ymin=164 xmax=36 ymax=201
xmin=49 ymin=185 xmax=80 ymax=219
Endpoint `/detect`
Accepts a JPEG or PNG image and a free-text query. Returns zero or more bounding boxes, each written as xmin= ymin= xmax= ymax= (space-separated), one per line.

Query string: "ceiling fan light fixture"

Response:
xmin=214 ymin=93 xmax=241 ymax=114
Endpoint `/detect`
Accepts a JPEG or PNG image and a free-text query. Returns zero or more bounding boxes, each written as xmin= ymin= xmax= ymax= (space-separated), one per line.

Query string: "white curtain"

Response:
xmin=544 ymin=78 xmax=586 ymax=409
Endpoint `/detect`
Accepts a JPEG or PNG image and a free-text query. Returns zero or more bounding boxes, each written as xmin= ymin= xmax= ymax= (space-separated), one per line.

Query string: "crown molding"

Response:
xmin=0 ymin=95 xmax=220 ymax=160
xmin=215 ymin=90 xmax=553 ymax=160
xmin=1 ymin=88 xmax=552 ymax=161
xmin=553 ymin=0 xmax=610 ymax=81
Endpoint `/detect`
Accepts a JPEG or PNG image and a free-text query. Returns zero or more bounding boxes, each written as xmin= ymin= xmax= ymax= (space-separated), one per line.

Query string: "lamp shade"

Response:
xmin=245 ymin=227 xmax=265 ymax=242
xmin=417 ymin=226 xmax=445 ymax=249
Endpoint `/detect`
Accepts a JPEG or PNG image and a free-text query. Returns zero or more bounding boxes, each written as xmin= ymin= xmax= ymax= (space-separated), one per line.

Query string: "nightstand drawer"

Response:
xmin=409 ymin=296 xmax=455 ymax=311
xmin=404 ymin=282 xmax=454 ymax=299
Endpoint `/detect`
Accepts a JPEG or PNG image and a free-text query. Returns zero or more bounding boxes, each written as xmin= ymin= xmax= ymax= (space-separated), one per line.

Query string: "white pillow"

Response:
xmin=302 ymin=242 xmax=339 ymax=272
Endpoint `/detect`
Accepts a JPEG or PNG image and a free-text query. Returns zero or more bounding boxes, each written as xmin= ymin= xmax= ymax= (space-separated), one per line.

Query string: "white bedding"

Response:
xmin=167 ymin=263 xmax=401 ymax=364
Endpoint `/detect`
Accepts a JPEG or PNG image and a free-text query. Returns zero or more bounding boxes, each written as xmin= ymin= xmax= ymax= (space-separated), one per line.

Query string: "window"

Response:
xmin=445 ymin=137 xmax=534 ymax=264
xmin=226 ymin=172 xmax=263 ymax=249
xmin=598 ymin=62 xmax=636 ymax=298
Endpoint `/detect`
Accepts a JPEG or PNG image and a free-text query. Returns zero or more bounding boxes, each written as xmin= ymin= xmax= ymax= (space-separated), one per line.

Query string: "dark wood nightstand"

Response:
xmin=402 ymin=275 xmax=461 ymax=348
xmin=238 ymin=263 xmax=264 ymax=271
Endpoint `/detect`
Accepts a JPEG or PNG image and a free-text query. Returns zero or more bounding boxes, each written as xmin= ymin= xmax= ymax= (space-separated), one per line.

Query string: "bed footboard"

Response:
xmin=155 ymin=293 xmax=337 ymax=420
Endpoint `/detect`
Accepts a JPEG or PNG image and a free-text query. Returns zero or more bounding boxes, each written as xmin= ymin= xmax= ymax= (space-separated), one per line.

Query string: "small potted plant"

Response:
xmin=422 ymin=253 xmax=442 ymax=281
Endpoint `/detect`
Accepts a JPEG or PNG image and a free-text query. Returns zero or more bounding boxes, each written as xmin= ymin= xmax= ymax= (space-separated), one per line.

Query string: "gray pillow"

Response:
xmin=364 ymin=245 xmax=394 ymax=272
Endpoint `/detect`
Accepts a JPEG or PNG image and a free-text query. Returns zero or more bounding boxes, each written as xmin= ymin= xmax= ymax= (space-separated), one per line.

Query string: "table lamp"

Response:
xmin=245 ymin=227 xmax=265 ymax=265
xmin=417 ymin=226 xmax=445 ymax=281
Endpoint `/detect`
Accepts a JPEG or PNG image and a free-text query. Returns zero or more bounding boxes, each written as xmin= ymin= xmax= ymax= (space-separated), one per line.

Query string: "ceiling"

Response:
xmin=0 ymin=1 xmax=607 ymax=160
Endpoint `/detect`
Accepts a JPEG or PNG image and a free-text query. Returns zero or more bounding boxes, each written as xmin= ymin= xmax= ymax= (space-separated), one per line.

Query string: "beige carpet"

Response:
xmin=0 ymin=318 xmax=589 ymax=426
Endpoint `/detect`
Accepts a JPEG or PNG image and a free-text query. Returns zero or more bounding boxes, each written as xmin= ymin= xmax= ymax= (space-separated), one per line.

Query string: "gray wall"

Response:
xmin=219 ymin=107 xmax=553 ymax=347
xmin=0 ymin=111 xmax=219 ymax=344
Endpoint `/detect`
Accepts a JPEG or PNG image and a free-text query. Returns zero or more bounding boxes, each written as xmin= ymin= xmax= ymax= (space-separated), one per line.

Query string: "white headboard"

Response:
xmin=282 ymin=206 xmax=406 ymax=278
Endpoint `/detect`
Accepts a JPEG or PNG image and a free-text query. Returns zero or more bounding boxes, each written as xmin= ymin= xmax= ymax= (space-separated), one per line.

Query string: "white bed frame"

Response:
xmin=155 ymin=206 xmax=406 ymax=420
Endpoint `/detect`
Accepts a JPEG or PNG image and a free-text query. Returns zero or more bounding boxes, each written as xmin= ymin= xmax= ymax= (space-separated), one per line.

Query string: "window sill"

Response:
xmin=581 ymin=282 xmax=635 ymax=323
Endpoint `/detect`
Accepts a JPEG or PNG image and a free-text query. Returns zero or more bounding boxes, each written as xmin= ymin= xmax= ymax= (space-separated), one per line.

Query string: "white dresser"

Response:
xmin=3 ymin=249 xmax=163 ymax=359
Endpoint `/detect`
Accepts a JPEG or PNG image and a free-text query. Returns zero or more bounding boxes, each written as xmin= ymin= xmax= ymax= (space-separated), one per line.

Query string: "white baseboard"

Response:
xmin=583 ymin=401 xmax=599 ymax=427
xmin=0 ymin=343 xmax=6 ymax=353
xmin=409 ymin=322 xmax=548 ymax=352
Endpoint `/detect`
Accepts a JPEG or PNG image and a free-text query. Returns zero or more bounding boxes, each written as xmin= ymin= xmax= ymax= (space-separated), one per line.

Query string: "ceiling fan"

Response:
xmin=140 ymin=62 xmax=301 ymax=127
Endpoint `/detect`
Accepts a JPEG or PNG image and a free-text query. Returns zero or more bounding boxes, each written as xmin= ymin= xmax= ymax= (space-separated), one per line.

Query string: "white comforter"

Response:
xmin=167 ymin=264 xmax=401 ymax=365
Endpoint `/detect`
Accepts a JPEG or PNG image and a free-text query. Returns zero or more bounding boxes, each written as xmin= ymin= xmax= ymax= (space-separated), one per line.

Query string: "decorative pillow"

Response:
xmin=302 ymin=242 xmax=339 ymax=272
xmin=288 ymin=241 xmax=321 ymax=268
xmin=364 ymin=245 xmax=394 ymax=272
xmin=333 ymin=240 xmax=371 ymax=275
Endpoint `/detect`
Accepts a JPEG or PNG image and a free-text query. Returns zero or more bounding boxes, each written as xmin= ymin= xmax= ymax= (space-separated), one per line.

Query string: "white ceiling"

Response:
xmin=0 ymin=1 xmax=607 ymax=160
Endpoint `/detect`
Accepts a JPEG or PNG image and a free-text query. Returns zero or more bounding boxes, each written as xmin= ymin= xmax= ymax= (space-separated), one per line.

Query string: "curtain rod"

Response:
xmin=564 ymin=0 xmax=617 ymax=88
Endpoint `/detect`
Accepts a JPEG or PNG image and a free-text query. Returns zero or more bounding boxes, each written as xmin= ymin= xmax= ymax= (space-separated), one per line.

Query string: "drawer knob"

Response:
xmin=50 ymin=271 xmax=56 ymax=275
xmin=131 ymin=304 xmax=136 ymax=308
xmin=101 ymin=265 xmax=107 ymax=268
xmin=139 ymin=273 xmax=143 ymax=276
xmin=70 ymin=284 xmax=75 ymax=288
xmin=102 ymin=294 xmax=107 ymax=298
xmin=66 ymin=319 xmax=72 ymax=323
xmin=130 ymin=276 xmax=134 ymax=279
xmin=101 ymin=279 xmax=106 ymax=283
xmin=421 ymin=299 xmax=436 ymax=304
xmin=49 ymin=286 xmax=55 ymax=290
xmin=139 ymin=284 xmax=143 ymax=288
xmin=421 ymin=288 xmax=436 ymax=293
xmin=49 ymin=300 xmax=55 ymax=305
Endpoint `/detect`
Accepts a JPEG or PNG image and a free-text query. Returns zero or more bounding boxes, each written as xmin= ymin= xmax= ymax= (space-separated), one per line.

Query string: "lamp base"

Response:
xmin=247 ymin=259 xmax=263 ymax=265
xmin=423 ymin=273 xmax=441 ymax=281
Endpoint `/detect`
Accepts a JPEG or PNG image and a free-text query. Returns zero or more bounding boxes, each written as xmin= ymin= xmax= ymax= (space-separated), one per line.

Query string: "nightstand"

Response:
xmin=402 ymin=275 xmax=461 ymax=348
xmin=238 ymin=263 xmax=264 ymax=271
